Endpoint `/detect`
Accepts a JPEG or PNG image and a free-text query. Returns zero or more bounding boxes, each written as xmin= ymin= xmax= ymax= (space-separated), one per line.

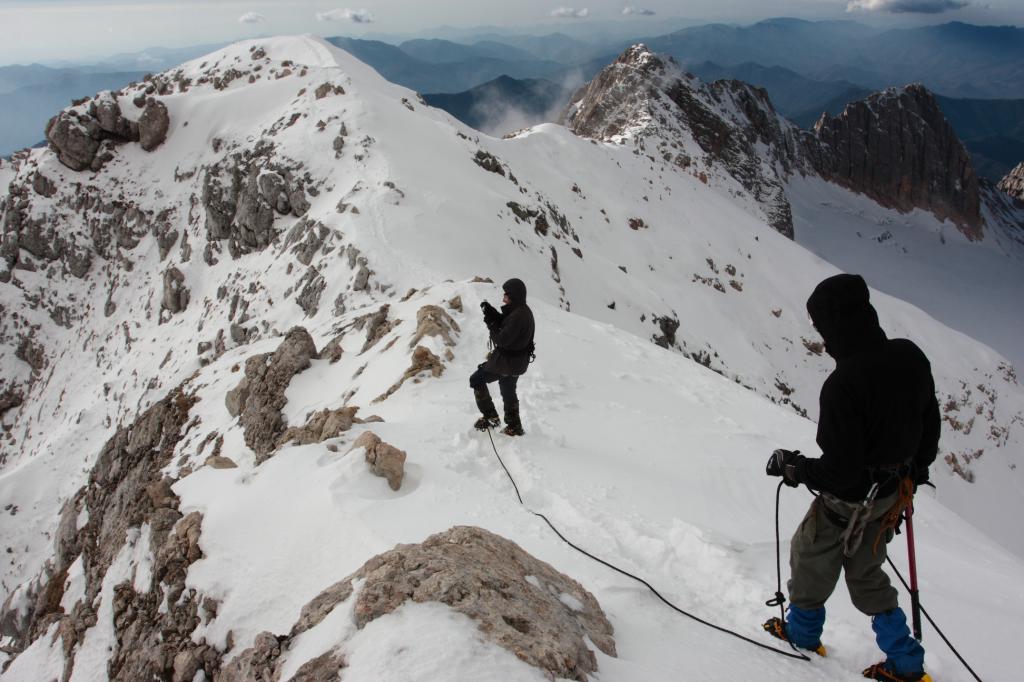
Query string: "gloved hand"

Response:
xmin=766 ymin=449 xmax=801 ymax=488
xmin=481 ymin=301 xmax=500 ymax=327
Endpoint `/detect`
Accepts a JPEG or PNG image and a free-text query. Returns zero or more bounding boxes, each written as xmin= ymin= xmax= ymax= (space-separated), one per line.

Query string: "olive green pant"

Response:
xmin=787 ymin=493 xmax=899 ymax=615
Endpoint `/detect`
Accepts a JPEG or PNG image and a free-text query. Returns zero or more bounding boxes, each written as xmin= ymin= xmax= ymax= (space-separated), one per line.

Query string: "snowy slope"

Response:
xmin=0 ymin=35 xmax=1022 ymax=680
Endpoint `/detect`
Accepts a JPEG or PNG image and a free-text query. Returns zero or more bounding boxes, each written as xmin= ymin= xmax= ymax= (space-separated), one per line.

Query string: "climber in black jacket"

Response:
xmin=764 ymin=273 xmax=940 ymax=682
xmin=470 ymin=278 xmax=535 ymax=436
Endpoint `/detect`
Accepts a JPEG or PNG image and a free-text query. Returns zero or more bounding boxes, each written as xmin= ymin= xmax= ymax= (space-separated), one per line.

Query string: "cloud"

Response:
xmin=316 ymin=8 xmax=375 ymax=23
xmin=551 ymin=7 xmax=590 ymax=19
xmin=846 ymin=0 xmax=968 ymax=13
xmin=238 ymin=12 xmax=266 ymax=24
xmin=622 ymin=5 xmax=656 ymax=15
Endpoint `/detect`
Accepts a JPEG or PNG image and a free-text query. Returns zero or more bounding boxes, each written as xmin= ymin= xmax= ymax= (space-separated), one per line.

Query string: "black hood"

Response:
xmin=806 ymin=274 xmax=886 ymax=360
xmin=503 ymin=278 xmax=527 ymax=305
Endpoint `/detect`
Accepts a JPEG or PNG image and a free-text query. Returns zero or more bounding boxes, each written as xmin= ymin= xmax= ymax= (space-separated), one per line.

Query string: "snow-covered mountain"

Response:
xmin=1 ymin=36 xmax=1022 ymax=681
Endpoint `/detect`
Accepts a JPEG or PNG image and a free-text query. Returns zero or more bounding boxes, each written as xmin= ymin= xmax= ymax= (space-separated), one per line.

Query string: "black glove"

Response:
xmin=766 ymin=449 xmax=801 ymax=488
xmin=481 ymin=301 xmax=500 ymax=327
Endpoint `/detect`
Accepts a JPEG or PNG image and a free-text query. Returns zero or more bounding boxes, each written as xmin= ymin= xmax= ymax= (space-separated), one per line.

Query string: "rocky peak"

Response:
xmin=810 ymin=84 xmax=983 ymax=239
xmin=562 ymin=44 xmax=804 ymax=238
xmin=998 ymin=161 xmax=1024 ymax=201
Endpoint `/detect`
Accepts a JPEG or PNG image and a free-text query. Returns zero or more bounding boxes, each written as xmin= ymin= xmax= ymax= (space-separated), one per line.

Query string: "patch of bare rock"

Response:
xmin=224 ymin=526 xmax=616 ymax=681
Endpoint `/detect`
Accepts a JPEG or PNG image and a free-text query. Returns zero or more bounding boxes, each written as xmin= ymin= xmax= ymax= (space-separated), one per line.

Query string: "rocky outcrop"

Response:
xmin=373 ymin=344 xmax=447 ymax=404
xmin=44 ymin=92 xmax=166 ymax=172
xmin=0 ymin=384 xmax=222 ymax=681
xmin=161 ymin=266 xmax=190 ymax=314
xmin=277 ymin=405 xmax=382 ymax=447
xmin=224 ymin=526 xmax=614 ymax=681
xmin=349 ymin=431 xmax=406 ymax=490
xmin=201 ymin=151 xmax=313 ymax=258
xmin=811 ymin=84 xmax=982 ymax=239
xmin=137 ymin=99 xmax=170 ymax=151
xmin=998 ymin=162 xmax=1024 ymax=201
xmin=226 ymin=327 xmax=318 ymax=462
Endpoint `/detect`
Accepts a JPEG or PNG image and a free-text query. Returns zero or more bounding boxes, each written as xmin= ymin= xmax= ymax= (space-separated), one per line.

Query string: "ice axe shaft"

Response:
xmin=905 ymin=504 xmax=922 ymax=641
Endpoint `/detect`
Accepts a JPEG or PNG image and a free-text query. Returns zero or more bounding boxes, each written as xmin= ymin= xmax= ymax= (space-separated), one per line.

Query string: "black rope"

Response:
xmin=885 ymin=555 xmax=984 ymax=682
xmin=483 ymin=428 xmax=810 ymax=662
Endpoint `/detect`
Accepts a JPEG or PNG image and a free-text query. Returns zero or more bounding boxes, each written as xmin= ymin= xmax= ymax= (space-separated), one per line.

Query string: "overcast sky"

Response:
xmin=1 ymin=0 xmax=1022 ymax=65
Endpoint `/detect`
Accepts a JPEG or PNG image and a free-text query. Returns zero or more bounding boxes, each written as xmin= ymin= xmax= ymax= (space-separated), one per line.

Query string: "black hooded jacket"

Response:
xmin=794 ymin=274 xmax=941 ymax=501
xmin=484 ymin=278 xmax=535 ymax=376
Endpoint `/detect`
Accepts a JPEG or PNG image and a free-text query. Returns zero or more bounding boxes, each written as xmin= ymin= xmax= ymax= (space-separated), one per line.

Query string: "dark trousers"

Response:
xmin=469 ymin=365 xmax=519 ymax=405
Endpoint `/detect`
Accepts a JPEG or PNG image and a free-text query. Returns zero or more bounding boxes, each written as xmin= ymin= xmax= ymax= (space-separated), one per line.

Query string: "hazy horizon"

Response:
xmin=1 ymin=0 xmax=1023 ymax=67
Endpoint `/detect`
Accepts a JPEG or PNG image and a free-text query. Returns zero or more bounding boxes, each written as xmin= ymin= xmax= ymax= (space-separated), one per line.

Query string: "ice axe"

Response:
xmin=904 ymin=503 xmax=923 ymax=641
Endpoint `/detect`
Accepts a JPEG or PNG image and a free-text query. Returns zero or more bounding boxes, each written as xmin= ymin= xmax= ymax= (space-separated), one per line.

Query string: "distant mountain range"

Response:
xmin=3 ymin=18 xmax=1024 ymax=171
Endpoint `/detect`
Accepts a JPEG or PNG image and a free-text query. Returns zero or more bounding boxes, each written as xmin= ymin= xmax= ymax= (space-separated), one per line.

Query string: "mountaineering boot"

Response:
xmin=474 ymin=415 xmax=500 ymax=430
xmin=762 ymin=617 xmax=827 ymax=657
xmin=867 ymin=609 xmax=927 ymax=681
xmin=862 ymin=662 xmax=932 ymax=681
xmin=473 ymin=387 xmax=500 ymax=431
xmin=502 ymin=401 xmax=524 ymax=436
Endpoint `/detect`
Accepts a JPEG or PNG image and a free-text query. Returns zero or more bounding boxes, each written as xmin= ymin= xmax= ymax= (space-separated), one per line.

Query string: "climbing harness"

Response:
xmin=482 ymin=428 xmax=811 ymax=663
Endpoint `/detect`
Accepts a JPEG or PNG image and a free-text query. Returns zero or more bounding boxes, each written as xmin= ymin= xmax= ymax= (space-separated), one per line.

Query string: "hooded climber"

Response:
xmin=764 ymin=274 xmax=940 ymax=682
xmin=471 ymin=278 xmax=536 ymax=436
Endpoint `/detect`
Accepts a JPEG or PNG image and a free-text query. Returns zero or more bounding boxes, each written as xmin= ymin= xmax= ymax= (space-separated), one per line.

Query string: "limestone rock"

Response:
xmin=138 ymin=99 xmax=170 ymax=151
xmin=373 ymin=345 xmax=445 ymax=403
xmin=350 ymin=432 xmax=406 ymax=490
xmin=225 ymin=376 xmax=250 ymax=417
xmin=45 ymin=112 xmax=101 ymax=171
xmin=409 ymin=304 xmax=460 ymax=348
xmin=301 ymin=526 xmax=616 ymax=681
xmin=811 ymin=84 xmax=982 ymax=239
xmin=231 ymin=327 xmax=318 ymax=461
xmin=204 ymin=455 xmax=237 ymax=469
xmin=161 ymin=267 xmax=189 ymax=314
xmin=278 ymin=405 xmax=361 ymax=447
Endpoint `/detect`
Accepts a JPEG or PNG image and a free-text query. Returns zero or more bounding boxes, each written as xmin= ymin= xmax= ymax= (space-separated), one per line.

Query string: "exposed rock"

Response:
xmin=408 ymin=304 xmax=460 ymax=348
xmin=231 ymin=327 xmax=318 ymax=461
xmin=295 ymin=266 xmax=326 ymax=317
xmin=447 ymin=295 xmax=463 ymax=312
xmin=31 ymin=172 xmax=57 ymax=198
xmin=811 ymin=84 xmax=982 ymax=239
xmin=0 ymin=384 xmax=221 ymax=681
xmin=300 ymin=526 xmax=615 ymax=681
xmin=357 ymin=304 xmax=395 ymax=353
xmin=348 ymin=430 xmax=406 ymax=490
xmin=373 ymin=345 xmax=445 ymax=403
xmin=45 ymin=112 xmax=101 ymax=171
xmin=998 ymin=161 xmax=1024 ymax=201
xmin=204 ymin=455 xmax=237 ymax=469
xmin=138 ymin=99 xmax=170 ymax=151
xmin=321 ymin=333 xmax=345 ymax=363
xmin=161 ymin=266 xmax=190 ymax=314
xmin=364 ymin=439 xmax=406 ymax=491
xmin=224 ymin=376 xmax=250 ymax=418
xmin=0 ymin=387 xmax=23 ymax=417
xmin=278 ymin=405 xmax=361 ymax=447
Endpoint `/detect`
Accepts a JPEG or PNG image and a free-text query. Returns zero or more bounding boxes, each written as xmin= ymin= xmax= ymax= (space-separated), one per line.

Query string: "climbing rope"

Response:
xmin=483 ymin=428 xmax=811 ymax=663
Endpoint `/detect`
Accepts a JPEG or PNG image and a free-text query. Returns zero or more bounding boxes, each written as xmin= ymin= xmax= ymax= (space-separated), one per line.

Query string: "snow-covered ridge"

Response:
xmin=0 ymin=35 xmax=1022 ymax=680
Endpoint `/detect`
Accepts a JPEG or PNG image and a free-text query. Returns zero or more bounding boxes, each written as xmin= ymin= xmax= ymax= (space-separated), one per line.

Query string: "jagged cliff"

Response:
xmin=811 ymin=84 xmax=982 ymax=239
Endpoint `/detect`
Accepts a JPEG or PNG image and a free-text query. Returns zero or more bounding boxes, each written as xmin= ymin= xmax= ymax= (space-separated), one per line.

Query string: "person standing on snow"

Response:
xmin=764 ymin=274 xmax=939 ymax=682
xmin=470 ymin=278 xmax=535 ymax=436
